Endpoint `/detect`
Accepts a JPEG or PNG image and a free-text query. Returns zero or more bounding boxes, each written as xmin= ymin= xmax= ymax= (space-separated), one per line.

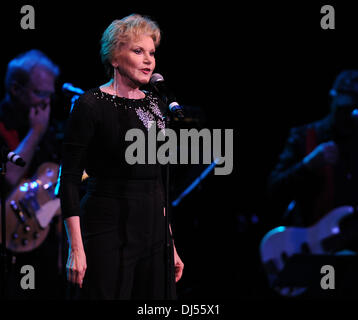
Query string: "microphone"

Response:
xmin=62 ymin=83 xmax=85 ymax=96
xmin=150 ymin=73 xmax=185 ymax=118
xmin=6 ymin=151 xmax=26 ymax=167
xmin=0 ymin=145 xmax=26 ymax=167
xmin=352 ymin=108 xmax=358 ymax=119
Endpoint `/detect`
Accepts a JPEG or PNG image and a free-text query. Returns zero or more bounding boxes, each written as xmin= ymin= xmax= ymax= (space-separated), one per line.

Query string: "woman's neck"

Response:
xmin=100 ymin=77 xmax=144 ymax=100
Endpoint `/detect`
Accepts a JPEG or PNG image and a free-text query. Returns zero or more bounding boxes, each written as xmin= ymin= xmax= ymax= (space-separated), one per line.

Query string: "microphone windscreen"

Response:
xmin=150 ymin=73 xmax=164 ymax=84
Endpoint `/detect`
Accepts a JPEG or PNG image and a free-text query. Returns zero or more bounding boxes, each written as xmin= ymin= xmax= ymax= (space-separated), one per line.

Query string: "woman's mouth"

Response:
xmin=141 ymin=68 xmax=151 ymax=75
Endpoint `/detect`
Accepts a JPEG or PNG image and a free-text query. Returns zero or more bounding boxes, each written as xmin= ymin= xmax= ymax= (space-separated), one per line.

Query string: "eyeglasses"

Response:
xmin=19 ymin=83 xmax=55 ymax=99
xmin=30 ymin=88 xmax=55 ymax=99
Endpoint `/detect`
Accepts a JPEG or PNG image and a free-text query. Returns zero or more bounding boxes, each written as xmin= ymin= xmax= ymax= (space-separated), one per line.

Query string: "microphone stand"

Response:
xmin=163 ymin=112 xmax=172 ymax=300
xmin=0 ymin=145 xmax=26 ymax=299
xmin=149 ymin=80 xmax=184 ymax=299
xmin=163 ymin=109 xmax=184 ymax=299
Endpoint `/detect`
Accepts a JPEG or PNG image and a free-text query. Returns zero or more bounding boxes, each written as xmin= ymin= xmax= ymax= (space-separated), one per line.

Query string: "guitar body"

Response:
xmin=0 ymin=162 xmax=61 ymax=253
xmin=260 ymin=205 xmax=356 ymax=296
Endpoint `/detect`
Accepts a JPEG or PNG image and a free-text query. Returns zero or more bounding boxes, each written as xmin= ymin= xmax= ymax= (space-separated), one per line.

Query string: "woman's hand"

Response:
xmin=64 ymin=216 xmax=86 ymax=288
xmin=66 ymin=246 xmax=87 ymax=288
xmin=173 ymin=244 xmax=184 ymax=282
xmin=164 ymin=209 xmax=184 ymax=282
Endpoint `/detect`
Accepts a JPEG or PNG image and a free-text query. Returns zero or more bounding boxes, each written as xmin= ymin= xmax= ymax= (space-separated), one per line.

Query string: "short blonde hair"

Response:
xmin=100 ymin=14 xmax=161 ymax=78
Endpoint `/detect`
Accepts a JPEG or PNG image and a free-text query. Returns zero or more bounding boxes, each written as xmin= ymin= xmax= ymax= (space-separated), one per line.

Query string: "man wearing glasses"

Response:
xmin=1 ymin=49 xmax=63 ymax=299
xmin=2 ymin=49 xmax=59 ymax=192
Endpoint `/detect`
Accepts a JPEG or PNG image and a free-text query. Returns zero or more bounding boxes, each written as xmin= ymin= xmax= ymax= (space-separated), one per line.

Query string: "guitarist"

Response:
xmin=267 ymin=70 xmax=358 ymax=296
xmin=0 ymin=50 xmax=64 ymax=299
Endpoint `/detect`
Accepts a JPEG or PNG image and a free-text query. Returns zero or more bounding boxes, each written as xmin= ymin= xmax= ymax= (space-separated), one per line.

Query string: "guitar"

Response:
xmin=260 ymin=205 xmax=357 ymax=296
xmin=0 ymin=162 xmax=61 ymax=253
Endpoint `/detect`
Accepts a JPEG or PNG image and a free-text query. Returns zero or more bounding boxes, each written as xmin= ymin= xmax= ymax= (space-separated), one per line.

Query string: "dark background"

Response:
xmin=1 ymin=1 xmax=358 ymax=302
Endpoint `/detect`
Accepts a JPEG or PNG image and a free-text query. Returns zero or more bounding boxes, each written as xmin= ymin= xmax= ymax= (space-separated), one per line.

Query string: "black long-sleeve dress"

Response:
xmin=59 ymin=88 xmax=176 ymax=299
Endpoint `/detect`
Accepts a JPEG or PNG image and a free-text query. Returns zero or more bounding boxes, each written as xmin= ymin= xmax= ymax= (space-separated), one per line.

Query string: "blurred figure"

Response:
xmin=0 ymin=49 xmax=64 ymax=299
xmin=269 ymin=70 xmax=358 ymax=227
xmin=267 ymin=70 xmax=358 ymax=298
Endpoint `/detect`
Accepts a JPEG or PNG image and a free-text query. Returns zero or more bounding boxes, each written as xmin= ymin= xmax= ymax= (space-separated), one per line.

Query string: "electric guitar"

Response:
xmin=260 ymin=205 xmax=357 ymax=296
xmin=0 ymin=162 xmax=61 ymax=253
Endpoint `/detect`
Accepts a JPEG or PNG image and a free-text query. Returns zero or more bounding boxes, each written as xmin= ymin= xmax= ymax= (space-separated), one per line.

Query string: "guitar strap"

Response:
xmin=306 ymin=127 xmax=334 ymax=223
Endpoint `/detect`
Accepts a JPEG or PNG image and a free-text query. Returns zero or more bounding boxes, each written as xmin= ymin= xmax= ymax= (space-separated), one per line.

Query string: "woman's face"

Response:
xmin=113 ymin=35 xmax=156 ymax=87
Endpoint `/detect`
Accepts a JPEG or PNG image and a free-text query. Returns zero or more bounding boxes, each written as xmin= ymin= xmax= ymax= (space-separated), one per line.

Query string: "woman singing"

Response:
xmin=60 ymin=14 xmax=184 ymax=299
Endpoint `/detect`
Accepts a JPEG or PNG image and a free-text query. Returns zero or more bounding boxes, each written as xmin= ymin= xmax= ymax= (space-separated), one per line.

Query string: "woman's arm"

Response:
xmin=64 ymin=216 xmax=86 ymax=287
xmin=60 ymin=94 xmax=96 ymax=287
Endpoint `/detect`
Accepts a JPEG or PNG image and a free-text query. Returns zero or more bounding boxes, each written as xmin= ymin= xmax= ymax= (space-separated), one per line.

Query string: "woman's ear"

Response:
xmin=111 ymin=55 xmax=119 ymax=69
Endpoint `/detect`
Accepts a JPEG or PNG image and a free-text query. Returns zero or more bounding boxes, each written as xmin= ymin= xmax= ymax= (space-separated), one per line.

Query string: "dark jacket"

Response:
xmin=268 ymin=114 xmax=358 ymax=227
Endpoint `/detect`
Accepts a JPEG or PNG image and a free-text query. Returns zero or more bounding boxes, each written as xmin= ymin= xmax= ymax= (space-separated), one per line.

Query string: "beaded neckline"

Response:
xmin=97 ymin=88 xmax=147 ymax=101
xmin=92 ymin=88 xmax=151 ymax=110
xmin=92 ymin=87 xmax=166 ymax=131
xmin=94 ymin=88 xmax=148 ymax=105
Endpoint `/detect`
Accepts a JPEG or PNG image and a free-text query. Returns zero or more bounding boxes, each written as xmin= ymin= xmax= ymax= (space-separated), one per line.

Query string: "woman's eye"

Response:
xmin=133 ymin=49 xmax=142 ymax=54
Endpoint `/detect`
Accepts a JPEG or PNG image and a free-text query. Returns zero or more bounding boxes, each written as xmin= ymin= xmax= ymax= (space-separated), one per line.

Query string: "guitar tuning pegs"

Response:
xmin=33 ymin=232 xmax=40 ymax=239
xmin=21 ymin=239 xmax=29 ymax=246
